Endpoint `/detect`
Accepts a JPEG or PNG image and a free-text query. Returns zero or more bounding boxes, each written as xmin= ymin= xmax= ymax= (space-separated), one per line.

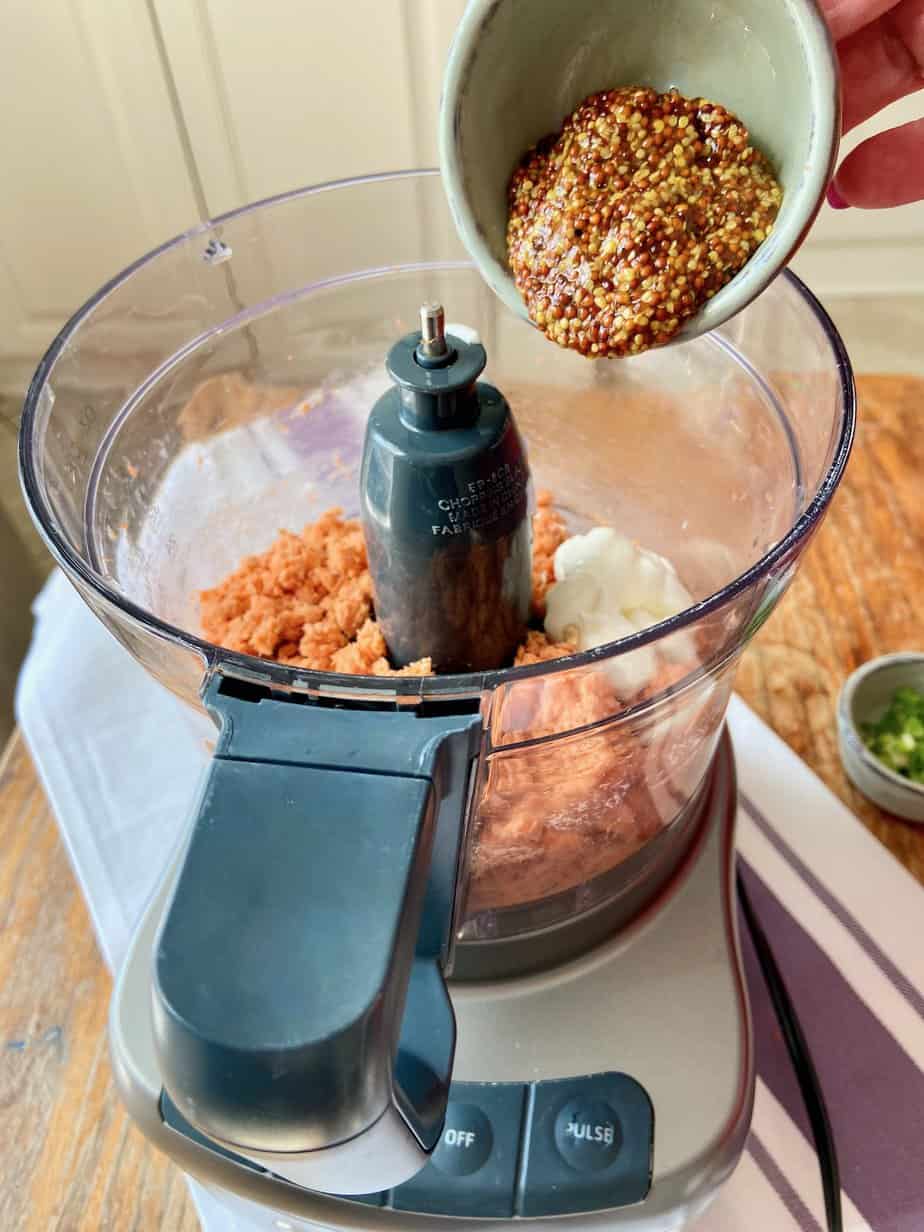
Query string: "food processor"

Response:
xmin=18 ymin=170 xmax=855 ymax=1229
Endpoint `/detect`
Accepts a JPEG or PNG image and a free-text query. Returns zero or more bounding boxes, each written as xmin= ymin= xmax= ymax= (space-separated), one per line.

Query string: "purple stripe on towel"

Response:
xmin=740 ymin=860 xmax=924 ymax=1232
xmin=748 ymin=1133 xmax=824 ymax=1232
xmin=741 ymin=792 xmax=924 ymax=1020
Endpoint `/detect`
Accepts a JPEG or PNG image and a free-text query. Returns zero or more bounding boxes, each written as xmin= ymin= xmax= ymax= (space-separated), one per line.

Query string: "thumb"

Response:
xmin=830 ymin=117 xmax=924 ymax=208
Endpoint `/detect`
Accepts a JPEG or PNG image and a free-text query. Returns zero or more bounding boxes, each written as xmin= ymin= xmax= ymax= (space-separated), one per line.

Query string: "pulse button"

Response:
xmin=519 ymin=1073 xmax=653 ymax=1216
xmin=554 ymin=1097 xmax=622 ymax=1171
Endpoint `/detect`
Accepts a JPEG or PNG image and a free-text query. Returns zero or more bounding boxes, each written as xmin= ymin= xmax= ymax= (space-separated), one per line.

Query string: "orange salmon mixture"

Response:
xmin=201 ymin=491 xmax=575 ymax=676
xmin=201 ymin=490 xmax=719 ymax=913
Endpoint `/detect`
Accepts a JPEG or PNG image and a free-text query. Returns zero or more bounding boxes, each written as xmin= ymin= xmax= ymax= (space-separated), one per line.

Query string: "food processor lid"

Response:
xmin=17 ymin=171 xmax=857 ymax=707
xmin=152 ymin=676 xmax=482 ymax=1193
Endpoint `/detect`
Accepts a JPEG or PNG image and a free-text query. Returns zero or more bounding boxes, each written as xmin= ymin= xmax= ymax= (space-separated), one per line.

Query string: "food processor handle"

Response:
xmin=151 ymin=673 xmax=482 ymax=1196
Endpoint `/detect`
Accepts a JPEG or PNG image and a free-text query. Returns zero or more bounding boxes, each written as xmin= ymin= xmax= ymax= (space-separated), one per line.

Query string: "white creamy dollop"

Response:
xmin=545 ymin=527 xmax=697 ymax=695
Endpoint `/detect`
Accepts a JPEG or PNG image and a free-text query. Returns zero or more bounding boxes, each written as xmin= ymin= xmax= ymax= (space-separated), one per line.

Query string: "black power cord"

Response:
xmin=736 ymin=867 xmax=844 ymax=1232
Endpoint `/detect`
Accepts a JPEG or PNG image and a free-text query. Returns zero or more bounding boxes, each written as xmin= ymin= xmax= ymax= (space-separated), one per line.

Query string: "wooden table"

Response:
xmin=2 ymin=374 xmax=923 ymax=1231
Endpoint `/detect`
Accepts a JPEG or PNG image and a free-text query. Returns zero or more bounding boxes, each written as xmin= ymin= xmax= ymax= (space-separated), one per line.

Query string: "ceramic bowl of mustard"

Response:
xmin=838 ymin=654 xmax=924 ymax=824
xmin=439 ymin=0 xmax=841 ymax=343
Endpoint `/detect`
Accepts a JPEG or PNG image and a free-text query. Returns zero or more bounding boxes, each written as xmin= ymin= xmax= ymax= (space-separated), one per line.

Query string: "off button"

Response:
xmin=391 ymin=1082 xmax=527 ymax=1217
xmin=554 ymin=1097 xmax=622 ymax=1171
xmin=431 ymin=1103 xmax=493 ymax=1176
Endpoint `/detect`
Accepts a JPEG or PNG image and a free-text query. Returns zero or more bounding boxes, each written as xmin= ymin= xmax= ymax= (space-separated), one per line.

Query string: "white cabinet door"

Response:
xmin=153 ymin=0 xmax=468 ymax=214
xmin=0 ymin=0 xmax=200 ymax=395
xmin=152 ymin=1 xmax=474 ymax=337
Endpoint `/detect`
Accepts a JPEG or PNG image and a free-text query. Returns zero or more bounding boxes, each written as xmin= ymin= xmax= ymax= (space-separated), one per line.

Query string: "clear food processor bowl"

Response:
xmin=19 ymin=170 xmax=854 ymax=965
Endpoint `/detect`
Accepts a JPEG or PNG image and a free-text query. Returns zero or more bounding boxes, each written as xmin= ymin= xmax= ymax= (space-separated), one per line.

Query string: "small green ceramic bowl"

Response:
xmin=439 ymin=0 xmax=840 ymax=343
xmin=838 ymin=654 xmax=924 ymax=824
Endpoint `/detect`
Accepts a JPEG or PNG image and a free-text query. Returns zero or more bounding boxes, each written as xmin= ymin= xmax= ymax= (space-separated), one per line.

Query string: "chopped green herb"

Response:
xmin=861 ymin=685 xmax=924 ymax=783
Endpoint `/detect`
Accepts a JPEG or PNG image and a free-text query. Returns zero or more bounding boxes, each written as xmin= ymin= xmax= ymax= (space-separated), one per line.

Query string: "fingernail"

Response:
xmin=827 ymin=182 xmax=850 ymax=210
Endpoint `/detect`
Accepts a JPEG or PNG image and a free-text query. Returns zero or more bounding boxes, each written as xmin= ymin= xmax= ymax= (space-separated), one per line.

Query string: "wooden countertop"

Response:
xmin=2 ymin=374 xmax=923 ymax=1231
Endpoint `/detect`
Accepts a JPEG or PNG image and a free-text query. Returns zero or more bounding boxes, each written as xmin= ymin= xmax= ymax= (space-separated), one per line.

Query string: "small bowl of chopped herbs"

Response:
xmin=838 ymin=654 xmax=924 ymax=823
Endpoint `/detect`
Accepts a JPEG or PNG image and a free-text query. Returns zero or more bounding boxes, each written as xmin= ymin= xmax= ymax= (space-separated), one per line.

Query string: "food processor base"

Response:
xmin=110 ymin=731 xmax=751 ymax=1230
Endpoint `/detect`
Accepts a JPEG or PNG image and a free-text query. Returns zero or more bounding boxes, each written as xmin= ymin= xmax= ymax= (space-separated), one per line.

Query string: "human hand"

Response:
xmin=822 ymin=0 xmax=924 ymax=207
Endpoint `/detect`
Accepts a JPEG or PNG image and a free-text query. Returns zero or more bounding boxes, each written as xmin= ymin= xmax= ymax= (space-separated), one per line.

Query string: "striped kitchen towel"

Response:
xmin=710 ymin=697 xmax=924 ymax=1232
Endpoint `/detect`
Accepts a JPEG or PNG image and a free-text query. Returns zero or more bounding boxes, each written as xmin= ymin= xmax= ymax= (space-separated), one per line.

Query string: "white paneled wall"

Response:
xmin=151 ymin=0 xmax=469 ymax=214
xmin=0 ymin=1 xmax=922 ymax=393
xmin=0 ymin=0 xmax=200 ymax=394
xmin=151 ymin=0 xmax=472 ymax=296
xmin=791 ymin=93 xmax=924 ymax=294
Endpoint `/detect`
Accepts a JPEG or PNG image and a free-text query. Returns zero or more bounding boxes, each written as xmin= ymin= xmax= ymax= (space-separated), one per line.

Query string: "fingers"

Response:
xmin=820 ymin=0 xmax=903 ymax=41
xmin=837 ymin=0 xmax=924 ymax=131
xmin=827 ymin=0 xmax=924 ymax=207
xmin=831 ymin=116 xmax=924 ymax=205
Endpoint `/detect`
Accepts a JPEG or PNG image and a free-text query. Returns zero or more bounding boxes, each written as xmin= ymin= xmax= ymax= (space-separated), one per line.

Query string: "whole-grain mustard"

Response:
xmin=507 ymin=87 xmax=783 ymax=358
